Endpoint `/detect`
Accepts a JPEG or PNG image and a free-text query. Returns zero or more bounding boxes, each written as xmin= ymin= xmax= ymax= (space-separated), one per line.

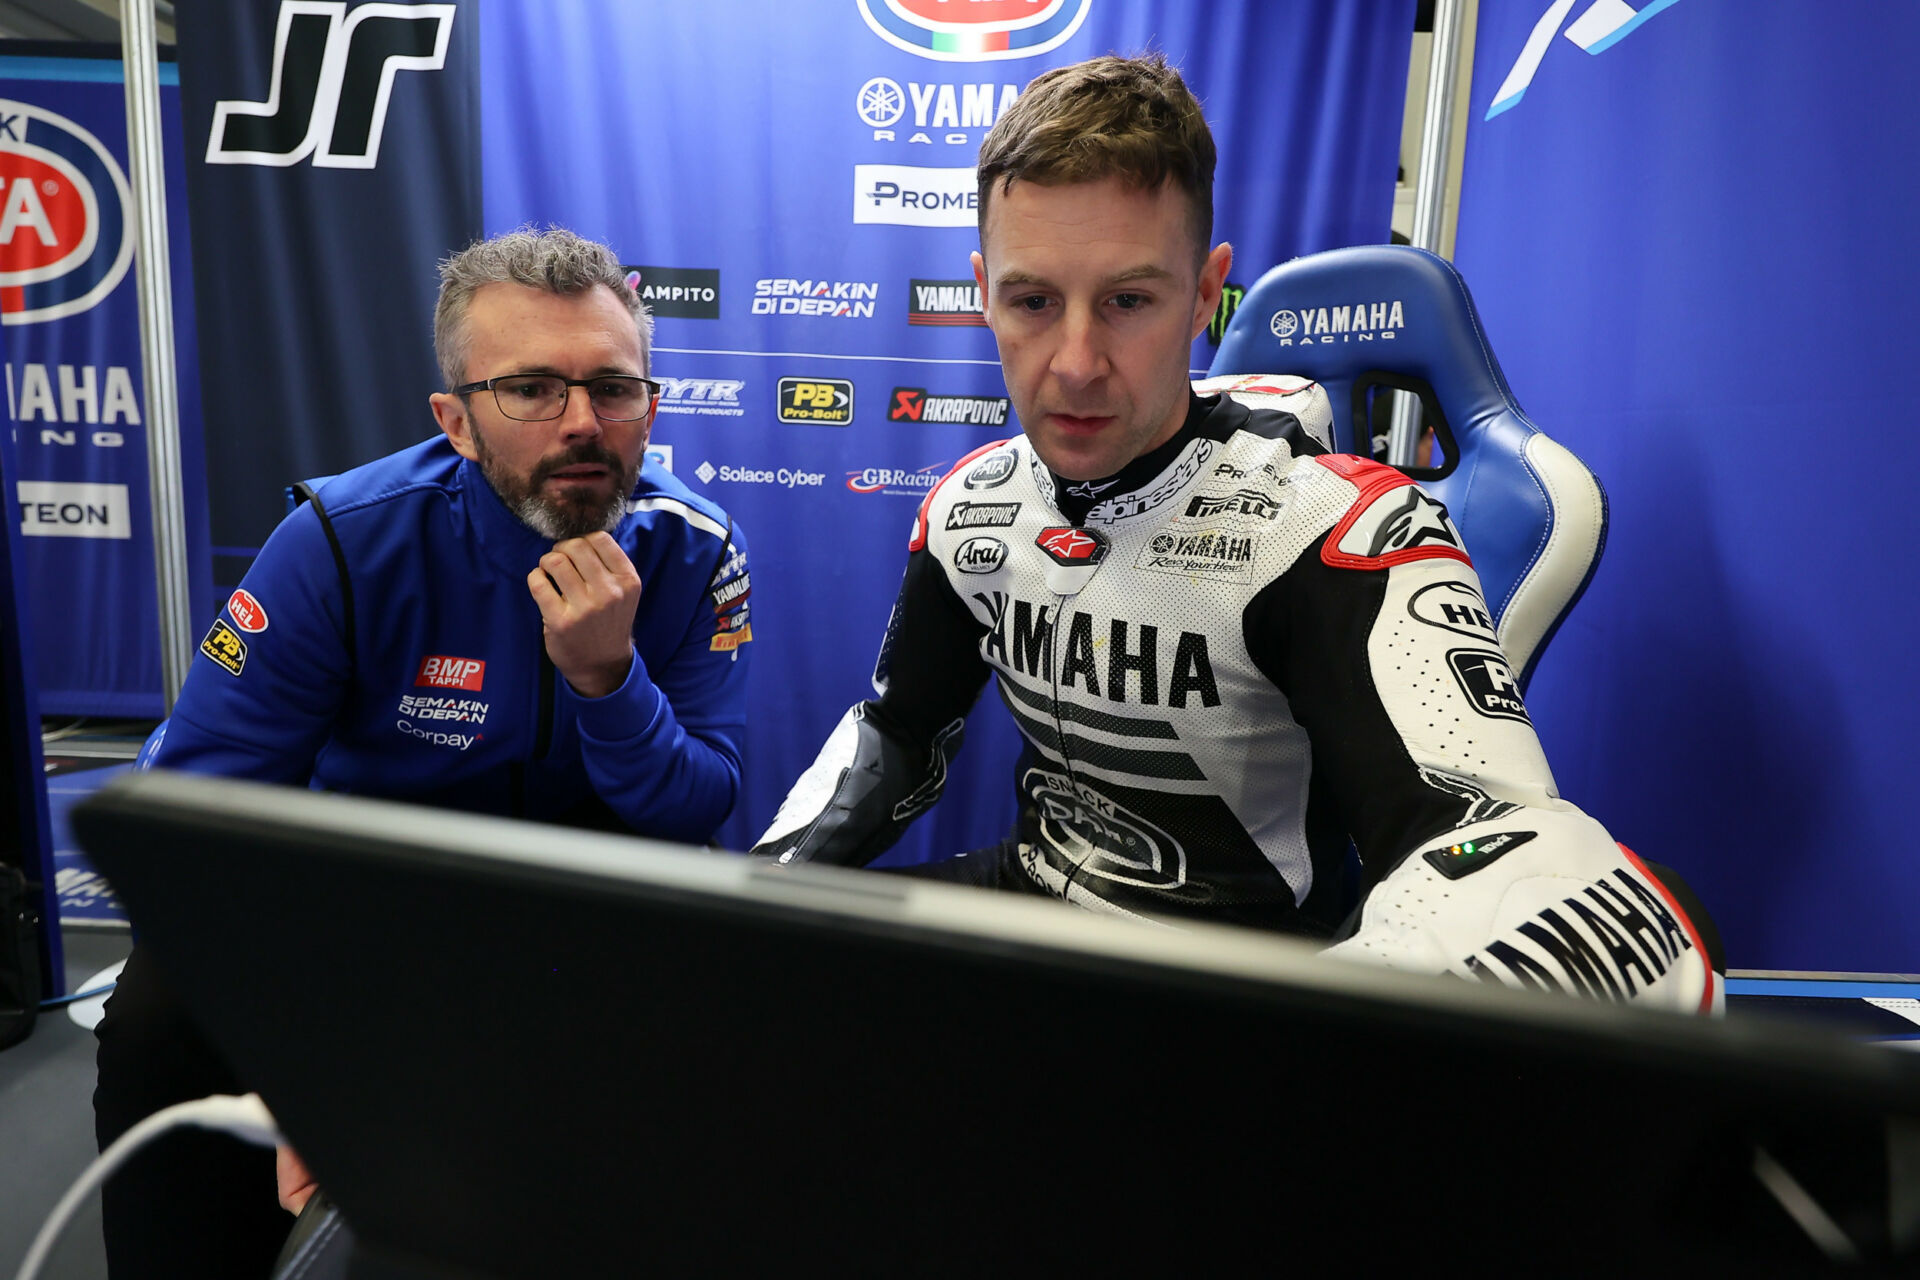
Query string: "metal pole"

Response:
xmin=121 ymin=0 xmax=194 ymax=711
xmin=1390 ymin=0 xmax=1468 ymax=468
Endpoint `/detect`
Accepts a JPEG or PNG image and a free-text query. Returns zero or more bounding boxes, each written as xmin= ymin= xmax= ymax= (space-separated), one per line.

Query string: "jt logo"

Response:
xmin=206 ymin=1 xmax=456 ymax=168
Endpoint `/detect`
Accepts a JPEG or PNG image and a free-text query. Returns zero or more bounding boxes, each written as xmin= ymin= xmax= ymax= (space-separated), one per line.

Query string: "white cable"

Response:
xmin=14 ymin=1092 xmax=283 ymax=1280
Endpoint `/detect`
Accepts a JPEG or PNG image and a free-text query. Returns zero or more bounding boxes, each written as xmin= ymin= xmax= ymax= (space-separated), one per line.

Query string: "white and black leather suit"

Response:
xmin=754 ymin=387 xmax=1720 ymax=1011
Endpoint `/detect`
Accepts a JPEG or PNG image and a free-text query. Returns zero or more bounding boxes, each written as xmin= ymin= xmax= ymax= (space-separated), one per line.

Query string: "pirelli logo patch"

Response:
xmin=200 ymin=618 xmax=248 ymax=677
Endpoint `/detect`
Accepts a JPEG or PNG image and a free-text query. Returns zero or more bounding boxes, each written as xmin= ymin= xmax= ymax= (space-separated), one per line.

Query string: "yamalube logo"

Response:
xmin=855 ymin=164 xmax=977 ymax=227
xmin=907 ymin=277 xmax=986 ymax=326
xmin=207 ymin=0 xmax=456 ymax=168
xmin=0 ymin=99 xmax=133 ymax=325
xmin=857 ymin=0 xmax=1094 ymax=62
xmin=1268 ymin=300 xmax=1404 ymax=346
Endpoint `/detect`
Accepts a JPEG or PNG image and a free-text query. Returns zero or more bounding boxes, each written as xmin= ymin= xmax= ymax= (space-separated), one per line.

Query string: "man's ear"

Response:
xmin=1189 ymin=241 xmax=1234 ymax=342
xmin=430 ymin=391 xmax=480 ymax=462
xmin=970 ymin=250 xmax=990 ymax=315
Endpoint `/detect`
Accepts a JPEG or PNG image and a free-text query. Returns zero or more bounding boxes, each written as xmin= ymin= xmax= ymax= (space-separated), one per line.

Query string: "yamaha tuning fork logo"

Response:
xmin=0 ymin=100 xmax=133 ymax=325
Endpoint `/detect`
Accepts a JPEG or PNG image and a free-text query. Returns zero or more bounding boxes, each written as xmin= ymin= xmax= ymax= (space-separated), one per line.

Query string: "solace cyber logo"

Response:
xmin=0 ymin=100 xmax=132 ymax=325
xmin=1486 ymin=0 xmax=1684 ymax=119
xmin=206 ymin=0 xmax=457 ymax=167
xmin=856 ymin=0 xmax=1093 ymax=62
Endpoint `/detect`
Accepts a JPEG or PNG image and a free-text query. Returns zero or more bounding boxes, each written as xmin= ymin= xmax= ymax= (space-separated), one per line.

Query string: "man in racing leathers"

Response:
xmin=752 ymin=55 xmax=1718 ymax=1014
xmin=95 ymin=227 xmax=752 ymax=1277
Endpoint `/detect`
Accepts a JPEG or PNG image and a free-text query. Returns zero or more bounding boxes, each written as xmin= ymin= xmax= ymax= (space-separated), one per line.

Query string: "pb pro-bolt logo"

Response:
xmin=206 ymin=0 xmax=456 ymax=167
xmin=1486 ymin=0 xmax=1682 ymax=119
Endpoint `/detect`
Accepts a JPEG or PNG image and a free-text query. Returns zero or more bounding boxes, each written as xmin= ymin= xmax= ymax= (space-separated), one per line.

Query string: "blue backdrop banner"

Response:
xmin=1455 ymin=1 xmax=1920 ymax=971
xmin=1 ymin=47 xmax=210 ymax=718
xmin=479 ymin=0 xmax=1414 ymax=859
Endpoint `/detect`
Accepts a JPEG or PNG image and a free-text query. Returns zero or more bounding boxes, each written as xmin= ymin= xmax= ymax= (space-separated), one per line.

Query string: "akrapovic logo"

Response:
xmin=1486 ymin=0 xmax=1684 ymax=120
xmin=888 ymin=387 xmax=1009 ymax=426
xmin=206 ymin=1 xmax=457 ymax=168
xmin=1268 ymin=300 xmax=1405 ymax=346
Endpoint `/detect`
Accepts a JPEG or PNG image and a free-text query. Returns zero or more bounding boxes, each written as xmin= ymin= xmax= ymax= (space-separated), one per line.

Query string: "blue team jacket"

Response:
xmin=153 ymin=436 xmax=750 ymax=844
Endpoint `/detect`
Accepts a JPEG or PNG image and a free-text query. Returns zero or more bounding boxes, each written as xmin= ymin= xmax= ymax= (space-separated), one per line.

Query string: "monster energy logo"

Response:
xmin=1206 ymin=281 xmax=1245 ymax=345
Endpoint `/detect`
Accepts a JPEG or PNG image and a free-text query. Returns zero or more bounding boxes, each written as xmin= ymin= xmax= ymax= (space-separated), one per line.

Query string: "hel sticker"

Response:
xmin=200 ymin=618 xmax=247 ymax=676
xmin=225 ymin=588 xmax=268 ymax=633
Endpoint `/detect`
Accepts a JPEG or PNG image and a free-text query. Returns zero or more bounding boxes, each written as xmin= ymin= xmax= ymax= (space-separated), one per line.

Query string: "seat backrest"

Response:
xmin=1207 ymin=245 xmax=1605 ymax=686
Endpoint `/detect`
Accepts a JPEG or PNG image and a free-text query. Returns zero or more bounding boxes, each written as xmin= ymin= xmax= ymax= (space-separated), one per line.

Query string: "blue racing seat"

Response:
xmin=1207 ymin=245 xmax=1605 ymax=687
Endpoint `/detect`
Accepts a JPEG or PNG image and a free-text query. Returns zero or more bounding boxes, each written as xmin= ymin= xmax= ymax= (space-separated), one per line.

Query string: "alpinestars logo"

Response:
xmin=1487 ymin=0 xmax=1684 ymax=120
xmin=207 ymin=1 xmax=457 ymax=168
xmin=1368 ymin=488 xmax=1460 ymax=557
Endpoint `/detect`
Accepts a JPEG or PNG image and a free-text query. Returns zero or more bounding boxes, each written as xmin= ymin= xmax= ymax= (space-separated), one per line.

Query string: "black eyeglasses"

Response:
xmin=454 ymin=374 xmax=662 ymax=422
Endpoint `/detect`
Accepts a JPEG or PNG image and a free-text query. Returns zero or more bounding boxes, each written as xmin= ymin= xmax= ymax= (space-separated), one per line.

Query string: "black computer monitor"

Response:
xmin=75 ymin=771 xmax=1920 ymax=1275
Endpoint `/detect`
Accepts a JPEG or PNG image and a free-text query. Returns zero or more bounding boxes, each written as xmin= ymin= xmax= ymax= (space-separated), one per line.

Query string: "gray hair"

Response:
xmin=433 ymin=226 xmax=653 ymax=391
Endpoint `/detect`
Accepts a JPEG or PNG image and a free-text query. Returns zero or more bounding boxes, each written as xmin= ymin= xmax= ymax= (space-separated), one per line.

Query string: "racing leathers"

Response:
xmin=754 ymin=388 xmax=1715 ymax=1013
xmin=150 ymin=434 xmax=750 ymax=840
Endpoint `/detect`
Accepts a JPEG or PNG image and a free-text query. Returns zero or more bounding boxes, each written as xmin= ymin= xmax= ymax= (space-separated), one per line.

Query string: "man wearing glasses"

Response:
xmin=94 ymin=226 xmax=751 ymax=1277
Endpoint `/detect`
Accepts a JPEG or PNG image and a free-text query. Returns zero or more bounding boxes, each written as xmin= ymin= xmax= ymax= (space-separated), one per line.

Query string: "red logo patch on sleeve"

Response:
xmin=225 ymin=588 xmax=268 ymax=633
xmin=415 ymin=655 xmax=486 ymax=692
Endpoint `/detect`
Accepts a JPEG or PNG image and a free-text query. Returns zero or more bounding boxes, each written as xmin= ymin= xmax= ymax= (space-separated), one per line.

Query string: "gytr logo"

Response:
xmin=1486 ymin=0 xmax=1682 ymax=119
xmin=0 ymin=100 xmax=131 ymax=326
xmin=207 ymin=0 xmax=456 ymax=167
xmin=856 ymin=0 xmax=1093 ymax=62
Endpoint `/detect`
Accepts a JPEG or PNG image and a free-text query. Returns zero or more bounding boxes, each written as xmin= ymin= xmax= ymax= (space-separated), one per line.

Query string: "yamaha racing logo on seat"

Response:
xmin=0 ymin=99 xmax=133 ymax=325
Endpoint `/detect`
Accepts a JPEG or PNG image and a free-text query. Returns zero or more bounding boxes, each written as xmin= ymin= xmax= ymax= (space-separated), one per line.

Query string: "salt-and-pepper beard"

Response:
xmin=472 ymin=431 xmax=635 ymax=541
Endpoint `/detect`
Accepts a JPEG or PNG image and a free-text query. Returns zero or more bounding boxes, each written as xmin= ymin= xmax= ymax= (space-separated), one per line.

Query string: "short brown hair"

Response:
xmin=975 ymin=53 xmax=1216 ymax=261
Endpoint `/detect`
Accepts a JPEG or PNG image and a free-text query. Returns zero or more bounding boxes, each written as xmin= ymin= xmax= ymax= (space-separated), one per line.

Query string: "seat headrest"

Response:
xmin=1210 ymin=245 xmax=1523 ymax=445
